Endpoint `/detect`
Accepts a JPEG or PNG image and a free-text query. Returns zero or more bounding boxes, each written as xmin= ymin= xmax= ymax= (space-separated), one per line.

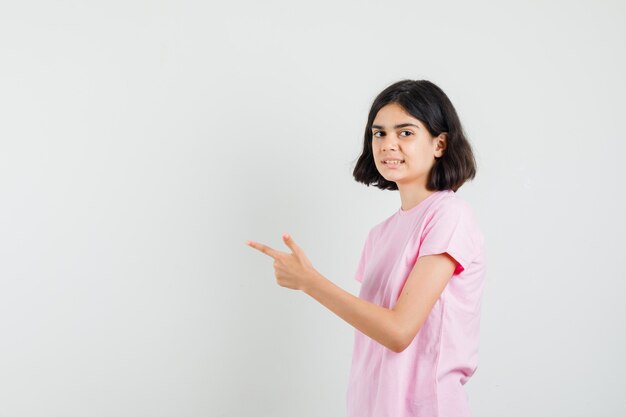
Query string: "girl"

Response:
xmin=246 ymin=79 xmax=486 ymax=417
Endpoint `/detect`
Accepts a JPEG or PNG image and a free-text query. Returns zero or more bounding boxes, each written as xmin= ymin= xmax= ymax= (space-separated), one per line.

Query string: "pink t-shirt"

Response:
xmin=347 ymin=189 xmax=487 ymax=417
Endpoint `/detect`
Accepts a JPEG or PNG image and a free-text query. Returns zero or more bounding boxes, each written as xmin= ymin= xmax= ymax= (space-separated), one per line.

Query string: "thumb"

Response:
xmin=282 ymin=232 xmax=300 ymax=254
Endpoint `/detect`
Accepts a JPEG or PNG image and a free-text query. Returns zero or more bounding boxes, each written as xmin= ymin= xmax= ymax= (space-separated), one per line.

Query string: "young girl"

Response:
xmin=247 ymin=79 xmax=486 ymax=417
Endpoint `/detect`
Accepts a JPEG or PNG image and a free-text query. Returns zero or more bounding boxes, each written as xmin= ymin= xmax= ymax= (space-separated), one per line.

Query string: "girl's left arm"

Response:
xmin=302 ymin=273 xmax=404 ymax=352
xmin=303 ymin=252 xmax=457 ymax=353
xmin=247 ymin=233 xmax=456 ymax=353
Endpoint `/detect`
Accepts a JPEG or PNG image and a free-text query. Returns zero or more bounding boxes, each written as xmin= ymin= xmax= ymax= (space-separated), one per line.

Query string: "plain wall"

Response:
xmin=1 ymin=1 xmax=624 ymax=416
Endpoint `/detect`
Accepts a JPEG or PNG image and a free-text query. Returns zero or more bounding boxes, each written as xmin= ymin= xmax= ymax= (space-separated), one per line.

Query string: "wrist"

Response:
xmin=302 ymin=269 xmax=324 ymax=294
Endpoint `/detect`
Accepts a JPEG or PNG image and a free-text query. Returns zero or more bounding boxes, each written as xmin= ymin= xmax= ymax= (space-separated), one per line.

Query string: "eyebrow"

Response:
xmin=371 ymin=123 xmax=420 ymax=130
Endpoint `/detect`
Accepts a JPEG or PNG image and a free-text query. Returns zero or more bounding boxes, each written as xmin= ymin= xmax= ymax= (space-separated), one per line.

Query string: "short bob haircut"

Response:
xmin=353 ymin=79 xmax=476 ymax=192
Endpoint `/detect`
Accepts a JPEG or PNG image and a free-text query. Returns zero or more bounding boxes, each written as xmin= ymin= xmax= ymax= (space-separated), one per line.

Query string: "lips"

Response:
xmin=382 ymin=159 xmax=405 ymax=165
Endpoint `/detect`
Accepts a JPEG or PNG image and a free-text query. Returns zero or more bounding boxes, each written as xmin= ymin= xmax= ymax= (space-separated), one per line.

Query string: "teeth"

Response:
xmin=384 ymin=160 xmax=403 ymax=164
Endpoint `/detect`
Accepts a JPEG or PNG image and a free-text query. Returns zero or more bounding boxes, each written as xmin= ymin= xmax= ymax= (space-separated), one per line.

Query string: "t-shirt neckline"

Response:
xmin=397 ymin=190 xmax=451 ymax=216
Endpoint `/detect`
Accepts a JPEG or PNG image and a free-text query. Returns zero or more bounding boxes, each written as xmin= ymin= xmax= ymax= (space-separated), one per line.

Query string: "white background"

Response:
xmin=1 ymin=1 xmax=624 ymax=416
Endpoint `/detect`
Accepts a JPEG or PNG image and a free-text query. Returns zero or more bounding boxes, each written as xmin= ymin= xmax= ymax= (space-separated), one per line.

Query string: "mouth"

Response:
xmin=382 ymin=159 xmax=405 ymax=165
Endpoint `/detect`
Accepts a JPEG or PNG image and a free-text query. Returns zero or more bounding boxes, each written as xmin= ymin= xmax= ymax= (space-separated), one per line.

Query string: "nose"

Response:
xmin=380 ymin=134 xmax=398 ymax=152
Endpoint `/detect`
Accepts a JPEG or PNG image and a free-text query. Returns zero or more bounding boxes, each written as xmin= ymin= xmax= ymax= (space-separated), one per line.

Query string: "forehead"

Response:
xmin=372 ymin=103 xmax=423 ymax=127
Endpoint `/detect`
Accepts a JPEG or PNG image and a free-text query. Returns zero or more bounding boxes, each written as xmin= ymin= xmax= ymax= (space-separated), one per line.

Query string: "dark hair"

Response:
xmin=353 ymin=79 xmax=476 ymax=192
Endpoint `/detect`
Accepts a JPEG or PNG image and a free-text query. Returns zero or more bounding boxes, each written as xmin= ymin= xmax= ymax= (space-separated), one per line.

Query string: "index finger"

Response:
xmin=246 ymin=240 xmax=281 ymax=259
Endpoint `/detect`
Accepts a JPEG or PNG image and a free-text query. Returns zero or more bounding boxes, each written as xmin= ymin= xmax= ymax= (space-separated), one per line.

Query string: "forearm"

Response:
xmin=302 ymin=271 xmax=403 ymax=352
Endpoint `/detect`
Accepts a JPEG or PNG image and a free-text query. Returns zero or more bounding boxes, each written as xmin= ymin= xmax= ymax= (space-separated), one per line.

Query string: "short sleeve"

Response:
xmin=418 ymin=201 xmax=477 ymax=275
xmin=354 ymin=230 xmax=372 ymax=283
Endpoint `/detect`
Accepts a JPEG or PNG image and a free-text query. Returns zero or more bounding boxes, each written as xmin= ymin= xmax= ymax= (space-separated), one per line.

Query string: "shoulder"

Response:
xmin=365 ymin=217 xmax=390 ymax=244
xmin=361 ymin=210 xmax=398 ymax=248
xmin=427 ymin=192 xmax=483 ymax=238
xmin=428 ymin=191 xmax=474 ymax=219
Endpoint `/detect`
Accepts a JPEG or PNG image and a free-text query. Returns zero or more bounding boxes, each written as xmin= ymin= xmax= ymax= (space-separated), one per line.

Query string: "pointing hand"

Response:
xmin=246 ymin=233 xmax=319 ymax=291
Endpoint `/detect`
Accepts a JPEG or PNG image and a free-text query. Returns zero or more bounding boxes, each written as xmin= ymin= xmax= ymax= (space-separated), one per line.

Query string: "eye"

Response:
xmin=372 ymin=130 xmax=413 ymax=139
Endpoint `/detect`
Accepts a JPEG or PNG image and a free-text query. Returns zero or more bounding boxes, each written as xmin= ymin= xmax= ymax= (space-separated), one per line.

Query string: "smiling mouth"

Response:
xmin=382 ymin=160 xmax=405 ymax=165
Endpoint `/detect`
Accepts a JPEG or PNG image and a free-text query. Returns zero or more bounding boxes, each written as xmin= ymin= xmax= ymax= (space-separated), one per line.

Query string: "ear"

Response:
xmin=433 ymin=132 xmax=448 ymax=158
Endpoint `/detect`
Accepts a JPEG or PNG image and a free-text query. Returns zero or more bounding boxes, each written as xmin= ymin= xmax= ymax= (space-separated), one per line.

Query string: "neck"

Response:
xmin=398 ymin=183 xmax=436 ymax=211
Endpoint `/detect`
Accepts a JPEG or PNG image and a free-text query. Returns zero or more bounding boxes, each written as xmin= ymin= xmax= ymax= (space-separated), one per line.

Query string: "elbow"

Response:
xmin=391 ymin=337 xmax=410 ymax=353
xmin=391 ymin=325 xmax=419 ymax=353
xmin=388 ymin=310 xmax=421 ymax=353
xmin=390 ymin=342 xmax=407 ymax=354
xmin=389 ymin=331 xmax=410 ymax=354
